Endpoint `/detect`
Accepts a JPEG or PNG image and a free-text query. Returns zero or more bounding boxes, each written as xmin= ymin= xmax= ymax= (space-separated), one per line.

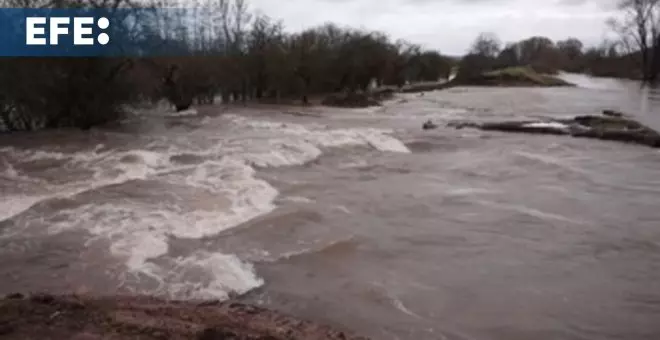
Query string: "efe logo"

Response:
xmin=26 ymin=17 xmax=110 ymax=46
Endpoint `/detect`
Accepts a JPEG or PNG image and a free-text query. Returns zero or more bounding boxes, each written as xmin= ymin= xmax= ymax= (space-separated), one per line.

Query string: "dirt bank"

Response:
xmin=0 ymin=294 xmax=369 ymax=340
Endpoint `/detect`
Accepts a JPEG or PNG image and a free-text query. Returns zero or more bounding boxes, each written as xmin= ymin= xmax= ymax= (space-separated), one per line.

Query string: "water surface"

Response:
xmin=1 ymin=74 xmax=659 ymax=340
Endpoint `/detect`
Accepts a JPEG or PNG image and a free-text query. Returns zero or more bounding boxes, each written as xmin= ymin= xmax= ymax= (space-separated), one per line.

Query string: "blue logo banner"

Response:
xmin=0 ymin=8 xmax=206 ymax=57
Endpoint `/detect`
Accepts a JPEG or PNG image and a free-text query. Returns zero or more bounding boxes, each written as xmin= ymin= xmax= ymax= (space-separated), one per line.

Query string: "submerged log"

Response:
xmin=446 ymin=111 xmax=660 ymax=149
xmin=478 ymin=121 xmax=569 ymax=135
xmin=602 ymin=109 xmax=625 ymax=118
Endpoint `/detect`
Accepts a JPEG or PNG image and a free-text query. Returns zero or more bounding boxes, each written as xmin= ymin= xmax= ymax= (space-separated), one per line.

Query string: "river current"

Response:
xmin=1 ymin=74 xmax=659 ymax=340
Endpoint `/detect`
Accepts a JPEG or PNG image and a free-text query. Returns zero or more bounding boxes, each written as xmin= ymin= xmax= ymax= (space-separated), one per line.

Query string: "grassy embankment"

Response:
xmin=467 ymin=66 xmax=574 ymax=87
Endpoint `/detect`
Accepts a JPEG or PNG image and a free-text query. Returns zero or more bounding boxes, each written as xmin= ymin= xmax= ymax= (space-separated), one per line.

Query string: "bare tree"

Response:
xmin=557 ymin=38 xmax=584 ymax=60
xmin=470 ymin=32 xmax=502 ymax=58
xmin=608 ymin=0 xmax=660 ymax=81
xmin=247 ymin=14 xmax=284 ymax=99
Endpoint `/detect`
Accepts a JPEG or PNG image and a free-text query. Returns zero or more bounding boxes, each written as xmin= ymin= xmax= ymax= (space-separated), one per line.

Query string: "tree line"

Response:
xmin=0 ymin=0 xmax=454 ymax=132
xmin=457 ymin=33 xmax=637 ymax=80
xmin=461 ymin=0 xmax=660 ymax=81
xmin=0 ymin=0 xmax=657 ymax=133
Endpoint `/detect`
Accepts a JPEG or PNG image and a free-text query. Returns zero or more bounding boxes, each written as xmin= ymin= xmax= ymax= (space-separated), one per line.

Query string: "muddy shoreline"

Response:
xmin=0 ymin=293 xmax=369 ymax=340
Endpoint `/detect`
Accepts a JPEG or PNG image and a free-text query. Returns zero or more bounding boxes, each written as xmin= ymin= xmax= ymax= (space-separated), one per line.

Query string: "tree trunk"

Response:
xmin=650 ymin=35 xmax=660 ymax=83
xmin=240 ymin=79 xmax=247 ymax=105
xmin=302 ymin=78 xmax=311 ymax=106
xmin=642 ymin=49 xmax=651 ymax=81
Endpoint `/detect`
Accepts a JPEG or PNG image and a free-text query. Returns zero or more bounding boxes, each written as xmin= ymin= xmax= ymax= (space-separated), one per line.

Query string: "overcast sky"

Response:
xmin=248 ymin=0 xmax=619 ymax=55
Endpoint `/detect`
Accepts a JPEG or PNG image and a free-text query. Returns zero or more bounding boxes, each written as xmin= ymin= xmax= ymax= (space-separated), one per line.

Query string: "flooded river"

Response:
xmin=1 ymin=74 xmax=659 ymax=340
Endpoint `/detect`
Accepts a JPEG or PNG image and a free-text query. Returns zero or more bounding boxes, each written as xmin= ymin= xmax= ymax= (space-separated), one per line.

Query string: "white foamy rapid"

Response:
xmin=523 ymin=122 xmax=570 ymax=133
xmin=226 ymin=114 xmax=410 ymax=168
xmin=167 ymin=108 xmax=199 ymax=117
xmin=0 ymin=113 xmax=410 ymax=299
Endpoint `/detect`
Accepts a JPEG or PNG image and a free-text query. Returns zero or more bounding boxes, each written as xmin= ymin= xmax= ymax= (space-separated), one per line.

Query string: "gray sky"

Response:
xmin=249 ymin=0 xmax=619 ymax=55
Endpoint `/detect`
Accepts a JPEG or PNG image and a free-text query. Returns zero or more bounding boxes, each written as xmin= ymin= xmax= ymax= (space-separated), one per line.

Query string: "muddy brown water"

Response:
xmin=1 ymin=74 xmax=659 ymax=340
